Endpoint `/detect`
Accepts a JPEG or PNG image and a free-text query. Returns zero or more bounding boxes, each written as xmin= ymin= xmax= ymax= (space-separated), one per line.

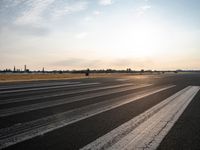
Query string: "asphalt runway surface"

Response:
xmin=0 ymin=73 xmax=200 ymax=150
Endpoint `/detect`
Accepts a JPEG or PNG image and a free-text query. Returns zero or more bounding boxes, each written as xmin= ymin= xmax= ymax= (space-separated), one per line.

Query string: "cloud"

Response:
xmin=51 ymin=57 xmax=155 ymax=70
xmin=52 ymin=58 xmax=103 ymax=68
xmin=0 ymin=0 xmax=89 ymax=36
xmin=99 ymin=0 xmax=113 ymax=6
xmin=75 ymin=32 xmax=88 ymax=39
xmin=110 ymin=58 xmax=154 ymax=69
xmin=84 ymin=16 xmax=92 ymax=21
xmin=5 ymin=0 xmax=88 ymax=26
xmin=52 ymin=1 xmax=88 ymax=19
xmin=14 ymin=0 xmax=55 ymax=26
xmin=83 ymin=11 xmax=101 ymax=22
xmin=136 ymin=5 xmax=152 ymax=17
xmin=141 ymin=5 xmax=152 ymax=10
xmin=63 ymin=1 xmax=88 ymax=14
xmin=93 ymin=10 xmax=101 ymax=15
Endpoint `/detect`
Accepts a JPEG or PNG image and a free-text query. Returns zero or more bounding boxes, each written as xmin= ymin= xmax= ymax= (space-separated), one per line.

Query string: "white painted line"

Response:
xmin=116 ymin=79 xmax=129 ymax=81
xmin=0 ymin=85 xmax=174 ymax=149
xmin=0 ymin=82 xmax=99 ymax=94
xmin=81 ymin=86 xmax=199 ymax=150
xmin=0 ymin=84 xmax=152 ymax=117
xmin=0 ymin=81 xmax=80 ymax=91
xmin=0 ymin=83 xmax=134 ymax=105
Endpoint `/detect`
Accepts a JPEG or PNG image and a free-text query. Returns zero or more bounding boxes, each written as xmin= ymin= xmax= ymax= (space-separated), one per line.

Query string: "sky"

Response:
xmin=0 ymin=0 xmax=200 ymax=71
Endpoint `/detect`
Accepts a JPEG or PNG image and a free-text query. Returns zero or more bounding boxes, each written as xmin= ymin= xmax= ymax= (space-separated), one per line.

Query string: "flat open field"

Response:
xmin=0 ymin=72 xmax=172 ymax=82
xmin=0 ymin=73 xmax=135 ymax=82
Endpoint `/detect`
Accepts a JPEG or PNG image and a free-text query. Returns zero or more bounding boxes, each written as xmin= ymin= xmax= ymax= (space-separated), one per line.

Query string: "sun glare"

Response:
xmin=109 ymin=21 xmax=166 ymax=59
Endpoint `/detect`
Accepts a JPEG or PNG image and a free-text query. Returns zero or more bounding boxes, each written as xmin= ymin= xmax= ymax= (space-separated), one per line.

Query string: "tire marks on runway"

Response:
xmin=0 ymin=84 xmax=152 ymax=117
xmin=0 ymin=83 xmax=133 ymax=105
xmin=0 ymin=85 xmax=174 ymax=149
xmin=81 ymin=86 xmax=200 ymax=150
xmin=0 ymin=81 xmax=80 ymax=91
xmin=0 ymin=82 xmax=99 ymax=94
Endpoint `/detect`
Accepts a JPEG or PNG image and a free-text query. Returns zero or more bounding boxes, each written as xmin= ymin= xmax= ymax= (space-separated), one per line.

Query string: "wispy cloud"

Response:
xmin=51 ymin=57 xmax=154 ymax=70
xmin=52 ymin=58 xmax=103 ymax=69
xmin=84 ymin=16 xmax=92 ymax=22
xmin=136 ymin=5 xmax=152 ymax=17
xmin=14 ymin=0 xmax=55 ymax=26
xmin=99 ymin=0 xmax=113 ymax=6
xmin=52 ymin=1 xmax=88 ymax=19
xmin=75 ymin=32 xmax=88 ymax=39
xmin=0 ymin=0 xmax=89 ymax=35
xmin=84 ymin=11 xmax=101 ymax=22
xmin=5 ymin=0 xmax=88 ymax=26
xmin=93 ymin=10 xmax=101 ymax=15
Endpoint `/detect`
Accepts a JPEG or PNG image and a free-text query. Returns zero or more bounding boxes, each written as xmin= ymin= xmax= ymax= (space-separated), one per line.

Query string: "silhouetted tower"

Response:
xmin=24 ymin=65 xmax=27 ymax=72
xmin=42 ymin=67 xmax=45 ymax=73
xmin=13 ymin=66 xmax=16 ymax=72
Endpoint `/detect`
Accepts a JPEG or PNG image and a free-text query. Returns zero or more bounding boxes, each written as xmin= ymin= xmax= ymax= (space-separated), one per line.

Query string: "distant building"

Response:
xmin=24 ymin=65 xmax=27 ymax=72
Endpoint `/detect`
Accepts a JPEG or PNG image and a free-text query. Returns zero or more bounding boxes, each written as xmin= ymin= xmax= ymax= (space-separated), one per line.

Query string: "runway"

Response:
xmin=0 ymin=73 xmax=200 ymax=150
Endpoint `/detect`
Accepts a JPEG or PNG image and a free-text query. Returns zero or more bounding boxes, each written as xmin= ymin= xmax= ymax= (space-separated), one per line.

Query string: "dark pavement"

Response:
xmin=0 ymin=73 xmax=200 ymax=150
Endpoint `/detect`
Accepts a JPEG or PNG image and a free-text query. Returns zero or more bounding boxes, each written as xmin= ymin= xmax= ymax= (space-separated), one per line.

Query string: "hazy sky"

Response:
xmin=0 ymin=0 xmax=200 ymax=70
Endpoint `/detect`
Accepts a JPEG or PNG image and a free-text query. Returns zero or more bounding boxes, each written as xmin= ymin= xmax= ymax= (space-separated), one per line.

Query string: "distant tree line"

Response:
xmin=1 ymin=65 xmax=200 ymax=74
xmin=1 ymin=67 xmax=200 ymax=74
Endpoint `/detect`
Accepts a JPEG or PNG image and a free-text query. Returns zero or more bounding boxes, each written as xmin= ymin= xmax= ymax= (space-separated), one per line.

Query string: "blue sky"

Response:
xmin=0 ymin=0 xmax=200 ymax=70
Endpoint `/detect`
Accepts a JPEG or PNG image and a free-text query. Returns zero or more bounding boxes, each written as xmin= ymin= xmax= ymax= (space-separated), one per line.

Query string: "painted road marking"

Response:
xmin=81 ymin=86 xmax=200 ymax=150
xmin=0 ymin=83 xmax=134 ymax=105
xmin=0 ymin=82 xmax=99 ymax=94
xmin=116 ymin=79 xmax=129 ymax=81
xmin=0 ymin=84 xmax=152 ymax=117
xmin=0 ymin=85 xmax=174 ymax=149
xmin=0 ymin=81 xmax=80 ymax=91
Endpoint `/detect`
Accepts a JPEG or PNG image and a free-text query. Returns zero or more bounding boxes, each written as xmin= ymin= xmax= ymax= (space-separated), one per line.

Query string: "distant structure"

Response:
xmin=1 ymin=65 xmax=200 ymax=74
xmin=24 ymin=65 xmax=27 ymax=72
xmin=85 ymin=68 xmax=90 ymax=76
xmin=23 ymin=65 xmax=30 ymax=72
xmin=126 ymin=68 xmax=132 ymax=72
xmin=139 ymin=69 xmax=144 ymax=75
xmin=13 ymin=66 xmax=16 ymax=72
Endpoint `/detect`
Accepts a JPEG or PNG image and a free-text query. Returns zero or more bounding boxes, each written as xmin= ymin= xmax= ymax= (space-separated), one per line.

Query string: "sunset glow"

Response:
xmin=0 ymin=0 xmax=200 ymax=70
